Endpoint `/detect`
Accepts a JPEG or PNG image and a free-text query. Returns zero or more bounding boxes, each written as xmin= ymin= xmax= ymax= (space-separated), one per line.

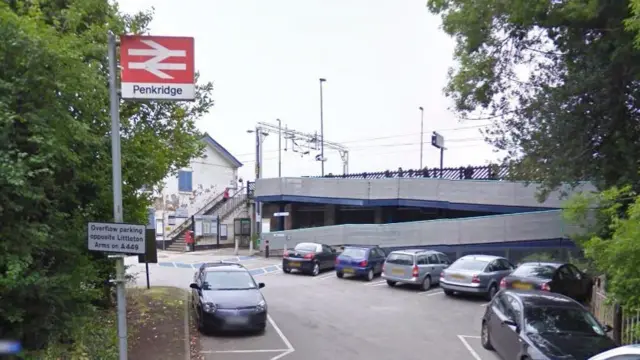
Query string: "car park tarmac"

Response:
xmin=129 ymin=260 xmax=504 ymax=360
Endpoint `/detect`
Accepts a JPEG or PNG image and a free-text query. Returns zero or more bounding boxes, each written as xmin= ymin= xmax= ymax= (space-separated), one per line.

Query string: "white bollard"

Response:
xmin=234 ymin=238 xmax=239 ymax=255
xmin=249 ymin=237 xmax=254 ymax=255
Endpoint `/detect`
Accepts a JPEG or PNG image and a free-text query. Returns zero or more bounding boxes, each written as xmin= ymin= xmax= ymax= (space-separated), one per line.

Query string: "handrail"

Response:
xmin=308 ymin=164 xmax=508 ymax=180
xmin=194 ymin=191 xmax=225 ymax=216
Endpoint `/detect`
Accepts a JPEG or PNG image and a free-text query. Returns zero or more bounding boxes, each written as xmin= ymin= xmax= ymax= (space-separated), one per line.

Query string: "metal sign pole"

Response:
xmin=108 ymin=32 xmax=128 ymax=360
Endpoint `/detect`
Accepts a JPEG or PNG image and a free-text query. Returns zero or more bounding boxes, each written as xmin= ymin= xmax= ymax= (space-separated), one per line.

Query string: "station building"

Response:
xmin=251 ymin=165 xmax=594 ymax=262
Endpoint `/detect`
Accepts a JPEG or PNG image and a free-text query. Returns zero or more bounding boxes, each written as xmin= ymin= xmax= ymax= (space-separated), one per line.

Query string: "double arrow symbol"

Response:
xmin=127 ymin=40 xmax=186 ymax=79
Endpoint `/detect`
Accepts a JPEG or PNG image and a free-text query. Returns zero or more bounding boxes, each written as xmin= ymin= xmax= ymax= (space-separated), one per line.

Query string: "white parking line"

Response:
xmin=199 ymin=315 xmax=295 ymax=360
xmin=418 ymin=290 xmax=444 ymax=296
xmin=457 ymin=335 xmax=483 ymax=360
xmin=268 ymin=314 xmax=295 ymax=360
xmin=364 ymin=280 xmax=387 ymax=286
xmin=316 ymin=272 xmax=336 ymax=280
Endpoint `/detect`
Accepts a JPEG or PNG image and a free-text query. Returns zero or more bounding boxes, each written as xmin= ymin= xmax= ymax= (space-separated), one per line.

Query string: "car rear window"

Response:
xmin=294 ymin=243 xmax=318 ymax=252
xmin=512 ymin=264 xmax=557 ymax=279
xmin=385 ymin=253 xmax=414 ymax=265
xmin=341 ymin=248 xmax=367 ymax=258
xmin=448 ymin=259 xmax=488 ymax=271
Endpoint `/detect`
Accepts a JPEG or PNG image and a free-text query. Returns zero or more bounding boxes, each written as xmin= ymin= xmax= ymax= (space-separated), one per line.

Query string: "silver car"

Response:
xmin=440 ymin=254 xmax=514 ymax=300
xmin=382 ymin=249 xmax=451 ymax=291
xmin=589 ymin=345 xmax=640 ymax=360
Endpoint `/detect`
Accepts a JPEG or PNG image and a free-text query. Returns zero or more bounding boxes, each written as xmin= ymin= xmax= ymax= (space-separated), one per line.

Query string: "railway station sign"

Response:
xmin=120 ymin=35 xmax=195 ymax=101
xmin=88 ymin=222 xmax=146 ymax=254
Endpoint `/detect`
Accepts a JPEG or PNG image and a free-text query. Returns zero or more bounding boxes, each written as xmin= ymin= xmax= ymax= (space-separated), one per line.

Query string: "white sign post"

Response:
xmin=88 ymin=222 xmax=146 ymax=254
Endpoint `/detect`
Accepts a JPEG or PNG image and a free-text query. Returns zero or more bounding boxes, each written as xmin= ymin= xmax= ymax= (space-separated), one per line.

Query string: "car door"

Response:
xmin=496 ymin=258 xmax=515 ymax=279
xmin=320 ymin=245 xmax=332 ymax=269
xmin=566 ymin=264 xmax=590 ymax=300
xmin=415 ymin=254 xmax=429 ymax=280
xmin=487 ymin=293 xmax=513 ymax=357
xmin=426 ymin=253 xmax=441 ymax=280
xmin=562 ymin=264 xmax=586 ymax=300
xmin=191 ymin=271 xmax=204 ymax=316
xmin=554 ymin=265 xmax=580 ymax=298
xmin=501 ymin=294 xmax=524 ymax=360
xmin=371 ymin=248 xmax=385 ymax=273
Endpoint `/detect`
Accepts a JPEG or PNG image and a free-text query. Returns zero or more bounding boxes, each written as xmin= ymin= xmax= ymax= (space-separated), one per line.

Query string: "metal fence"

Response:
xmin=310 ymin=165 xmax=509 ymax=181
xmin=590 ymin=276 xmax=640 ymax=344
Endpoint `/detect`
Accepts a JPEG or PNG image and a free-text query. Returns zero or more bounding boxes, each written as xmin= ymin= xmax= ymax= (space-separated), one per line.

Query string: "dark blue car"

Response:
xmin=335 ymin=245 xmax=387 ymax=281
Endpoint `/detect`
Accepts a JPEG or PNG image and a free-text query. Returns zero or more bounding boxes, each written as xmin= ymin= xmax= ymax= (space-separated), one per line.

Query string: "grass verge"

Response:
xmin=30 ymin=286 xmax=200 ymax=360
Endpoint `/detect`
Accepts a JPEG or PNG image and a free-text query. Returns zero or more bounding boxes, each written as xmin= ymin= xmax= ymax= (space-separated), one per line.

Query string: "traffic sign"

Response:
xmin=274 ymin=212 xmax=290 ymax=217
xmin=120 ymin=35 xmax=195 ymax=101
xmin=88 ymin=222 xmax=146 ymax=254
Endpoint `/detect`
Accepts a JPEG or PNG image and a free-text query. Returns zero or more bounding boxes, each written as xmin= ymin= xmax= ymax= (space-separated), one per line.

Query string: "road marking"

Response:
xmin=418 ymin=290 xmax=444 ymax=296
xmin=198 ymin=315 xmax=294 ymax=359
xmin=457 ymin=335 xmax=483 ymax=360
xmin=364 ymin=280 xmax=386 ymax=286
xmin=316 ymin=272 xmax=336 ymax=280
xmin=268 ymin=314 xmax=295 ymax=360
xmin=202 ymin=349 xmax=289 ymax=354
xmin=480 ymin=303 xmax=490 ymax=307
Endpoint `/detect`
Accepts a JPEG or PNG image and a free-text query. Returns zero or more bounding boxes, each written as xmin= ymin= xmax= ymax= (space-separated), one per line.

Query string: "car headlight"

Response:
xmin=202 ymin=302 xmax=217 ymax=313
xmin=256 ymin=299 xmax=267 ymax=312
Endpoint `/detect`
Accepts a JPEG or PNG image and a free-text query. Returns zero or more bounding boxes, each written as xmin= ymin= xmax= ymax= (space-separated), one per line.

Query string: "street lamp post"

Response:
xmin=319 ymin=78 xmax=326 ymax=176
xmin=277 ymin=118 xmax=282 ymax=177
xmin=419 ymin=106 xmax=424 ymax=169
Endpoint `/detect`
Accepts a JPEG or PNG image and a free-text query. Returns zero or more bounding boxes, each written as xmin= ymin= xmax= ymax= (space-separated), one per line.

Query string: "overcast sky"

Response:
xmin=117 ymin=0 xmax=502 ymax=181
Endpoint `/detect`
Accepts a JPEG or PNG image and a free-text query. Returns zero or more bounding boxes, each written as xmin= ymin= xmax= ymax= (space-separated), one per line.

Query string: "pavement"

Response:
xmin=127 ymin=256 xmax=502 ymax=360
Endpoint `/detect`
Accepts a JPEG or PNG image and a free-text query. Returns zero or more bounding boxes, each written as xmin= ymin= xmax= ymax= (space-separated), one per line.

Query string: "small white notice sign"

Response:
xmin=88 ymin=222 xmax=146 ymax=254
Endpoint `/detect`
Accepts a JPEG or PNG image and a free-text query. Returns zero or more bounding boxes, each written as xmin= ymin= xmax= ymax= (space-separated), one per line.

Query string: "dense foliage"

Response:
xmin=427 ymin=0 xmax=640 ymax=197
xmin=427 ymin=0 xmax=640 ymax=314
xmin=0 ymin=0 xmax=213 ymax=354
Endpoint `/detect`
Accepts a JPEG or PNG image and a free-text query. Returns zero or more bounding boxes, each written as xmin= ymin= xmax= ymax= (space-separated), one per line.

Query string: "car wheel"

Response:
xmin=386 ymin=280 xmax=396 ymax=287
xmin=311 ymin=263 xmax=320 ymax=276
xmin=283 ymin=267 xmax=291 ymax=274
xmin=481 ymin=321 xmax=494 ymax=350
xmin=486 ymin=284 xmax=498 ymax=300
xmin=336 ymin=272 xmax=344 ymax=278
xmin=443 ymin=289 xmax=454 ymax=296
xmin=366 ymin=269 xmax=374 ymax=281
xmin=421 ymin=275 xmax=431 ymax=291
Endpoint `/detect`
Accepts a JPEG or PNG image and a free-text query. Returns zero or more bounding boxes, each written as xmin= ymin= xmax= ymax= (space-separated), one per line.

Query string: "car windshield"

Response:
xmin=342 ymin=248 xmax=367 ymax=258
xmin=202 ymin=271 xmax=257 ymax=290
xmin=448 ymin=259 xmax=488 ymax=271
xmin=524 ymin=306 xmax=606 ymax=337
xmin=386 ymin=253 xmax=414 ymax=265
xmin=294 ymin=243 xmax=318 ymax=252
xmin=512 ymin=264 xmax=557 ymax=279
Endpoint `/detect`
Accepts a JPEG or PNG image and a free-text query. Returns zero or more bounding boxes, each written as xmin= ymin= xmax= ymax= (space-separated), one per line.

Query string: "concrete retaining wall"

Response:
xmin=260 ymin=210 xmax=581 ymax=251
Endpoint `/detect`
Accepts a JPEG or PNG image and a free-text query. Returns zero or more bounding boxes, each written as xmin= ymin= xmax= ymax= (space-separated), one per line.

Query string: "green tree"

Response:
xmin=564 ymin=186 xmax=640 ymax=310
xmin=427 ymin=0 xmax=640 ymax=197
xmin=0 ymin=0 xmax=213 ymax=352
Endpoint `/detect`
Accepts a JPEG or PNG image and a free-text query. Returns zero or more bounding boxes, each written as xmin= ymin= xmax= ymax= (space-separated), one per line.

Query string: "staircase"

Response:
xmin=165 ymin=187 xmax=249 ymax=252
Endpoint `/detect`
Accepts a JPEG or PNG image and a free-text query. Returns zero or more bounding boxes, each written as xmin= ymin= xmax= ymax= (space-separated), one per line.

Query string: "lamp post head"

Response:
xmin=419 ymin=106 xmax=423 ymax=111
xmin=246 ymin=129 xmax=255 ymax=134
xmin=319 ymin=78 xmax=326 ymax=82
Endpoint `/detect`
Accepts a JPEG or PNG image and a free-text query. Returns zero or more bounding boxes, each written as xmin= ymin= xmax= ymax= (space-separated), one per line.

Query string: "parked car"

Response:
xmin=381 ymin=249 xmax=450 ymax=291
xmin=588 ymin=344 xmax=640 ymax=360
xmin=500 ymin=262 xmax=593 ymax=303
xmin=189 ymin=261 xmax=267 ymax=333
xmin=335 ymin=245 xmax=387 ymax=281
xmin=481 ymin=290 xmax=616 ymax=360
xmin=282 ymin=242 xmax=337 ymax=276
xmin=440 ymin=255 xmax=514 ymax=299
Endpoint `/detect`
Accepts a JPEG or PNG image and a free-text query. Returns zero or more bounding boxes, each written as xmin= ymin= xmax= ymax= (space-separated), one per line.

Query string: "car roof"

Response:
xmin=505 ymin=290 xmax=582 ymax=308
xmin=458 ymin=254 xmax=502 ymax=262
xmin=343 ymin=244 xmax=380 ymax=249
xmin=517 ymin=261 xmax=564 ymax=268
xmin=390 ymin=249 xmax=439 ymax=255
xmin=200 ymin=262 xmax=247 ymax=272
